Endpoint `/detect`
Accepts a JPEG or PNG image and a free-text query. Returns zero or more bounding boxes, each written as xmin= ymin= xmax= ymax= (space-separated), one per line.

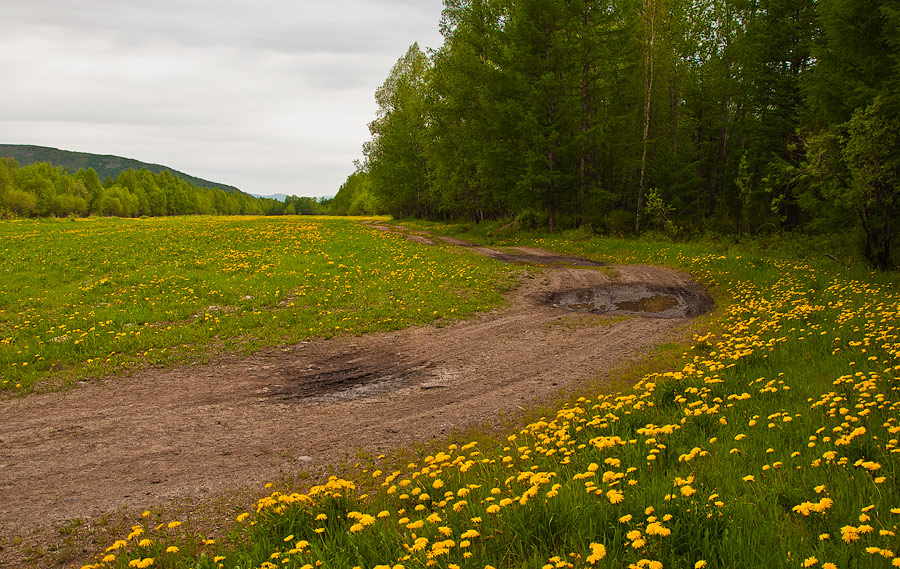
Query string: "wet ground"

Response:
xmin=547 ymin=283 xmax=714 ymax=318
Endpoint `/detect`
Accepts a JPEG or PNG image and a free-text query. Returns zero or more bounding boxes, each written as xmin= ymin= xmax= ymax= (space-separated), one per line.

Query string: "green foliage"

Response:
xmin=798 ymin=0 xmax=900 ymax=266
xmin=643 ymin=189 xmax=680 ymax=241
xmin=331 ymin=171 xmax=383 ymax=216
xmin=285 ymin=195 xmax=330 ymax=216
xmin=841 ymin=98 xmax=900 ymax=269
xmin=364 ymin=44 xmax=432 ymax=218
xmin=515 ymin=207 xmax=548 ymax=230
xmin=0 ymin=159 xmax=297 ymax=219
xmin=353 ymin=0 xmax=899 ymax=267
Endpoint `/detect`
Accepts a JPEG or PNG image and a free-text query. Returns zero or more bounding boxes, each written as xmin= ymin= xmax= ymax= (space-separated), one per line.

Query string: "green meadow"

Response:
xmin=0 ymin=216 xmax=518 ymax=394
xmin=59 ymin=219 xmax=899 ymax=569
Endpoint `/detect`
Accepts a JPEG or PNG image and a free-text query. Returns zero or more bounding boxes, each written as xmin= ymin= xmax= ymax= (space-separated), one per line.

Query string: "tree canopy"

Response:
xmin=0 ymin=160 xmax=328 ymax=219
xmin=355 ymin=0 xmax=900 ymax=268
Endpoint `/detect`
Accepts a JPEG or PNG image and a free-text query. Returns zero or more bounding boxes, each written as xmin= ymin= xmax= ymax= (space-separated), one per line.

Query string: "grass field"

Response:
xmin=10 ymin=218 xmax=899 ymax=569
xmin=0 ymin=216 xmax=518 ymax=394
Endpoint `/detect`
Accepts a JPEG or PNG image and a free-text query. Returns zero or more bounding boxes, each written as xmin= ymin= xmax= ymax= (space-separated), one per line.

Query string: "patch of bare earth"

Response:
xmin=0 ymin=227 xmax=712 ymax=567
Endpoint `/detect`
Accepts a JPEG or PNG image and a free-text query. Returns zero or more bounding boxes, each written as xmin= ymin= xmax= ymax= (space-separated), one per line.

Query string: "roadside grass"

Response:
xmin=0 ymin=216 xmax=519 ymax=394
xmin=44 ymin=221 xmax=900 ymax=568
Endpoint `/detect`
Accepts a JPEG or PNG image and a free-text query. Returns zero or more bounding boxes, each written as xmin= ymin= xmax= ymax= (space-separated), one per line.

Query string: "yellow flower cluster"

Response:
xmin=84 ymin=237 xmax=900 ymax=569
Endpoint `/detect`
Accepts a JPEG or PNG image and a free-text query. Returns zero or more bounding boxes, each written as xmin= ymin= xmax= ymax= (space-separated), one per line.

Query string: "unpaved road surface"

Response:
xmin=0 ymin=226 xmax=712 ymax=565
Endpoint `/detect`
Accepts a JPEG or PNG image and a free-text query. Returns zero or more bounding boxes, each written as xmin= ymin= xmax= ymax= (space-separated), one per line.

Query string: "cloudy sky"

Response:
xmin=1 ymin=1 xmax=445 ymax=198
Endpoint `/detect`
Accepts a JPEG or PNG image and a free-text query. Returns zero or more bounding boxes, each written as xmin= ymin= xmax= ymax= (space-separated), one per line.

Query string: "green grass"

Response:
xmin=0 ymin=216 xmax=520 ymax=393
xmin=28 ymin=220 xmax=900 ymax=569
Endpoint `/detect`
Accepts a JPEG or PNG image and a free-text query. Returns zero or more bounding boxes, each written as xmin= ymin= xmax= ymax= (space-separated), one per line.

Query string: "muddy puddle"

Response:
xmin=266 ymin=279 xmax=713 ymax=404
xmin=268 ymin=350 xmax=436 ymax=402
xmin=548 ymin=283 xmax=714 ymax=318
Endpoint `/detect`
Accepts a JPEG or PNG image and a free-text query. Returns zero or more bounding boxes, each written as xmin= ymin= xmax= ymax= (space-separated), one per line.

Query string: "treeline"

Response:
xmin=330 ymin=171 xmax=382 ymax=216
xmin=354 ymin=0 xmax=900 ymax=267
xmin=0 ymin=158 xmax=330 ymax=218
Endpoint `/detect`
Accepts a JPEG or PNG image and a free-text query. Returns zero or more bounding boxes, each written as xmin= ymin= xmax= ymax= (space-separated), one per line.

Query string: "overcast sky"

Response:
xmin=1 ymin=1 xmax=445 ymax=198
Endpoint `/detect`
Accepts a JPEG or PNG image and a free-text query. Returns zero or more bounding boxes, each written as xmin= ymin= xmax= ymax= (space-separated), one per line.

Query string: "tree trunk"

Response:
xmin=636 ymin=0 xmax=656 ymax=234
xmin=578 ymin=9 xmax=592 ymax=226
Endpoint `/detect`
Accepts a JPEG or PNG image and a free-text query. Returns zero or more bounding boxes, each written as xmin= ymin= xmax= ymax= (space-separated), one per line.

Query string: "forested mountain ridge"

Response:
xmin=350 ymin=0 xmax=900 ymax=268
xmin=0 ymin=144 xmax=242 ymax=195
xmin=0 ymin=157 xmax=331 ymax=218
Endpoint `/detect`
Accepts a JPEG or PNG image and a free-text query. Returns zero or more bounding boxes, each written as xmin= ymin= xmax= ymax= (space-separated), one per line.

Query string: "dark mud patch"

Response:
xmin=548 ymin=283 xmax=714 ymax=318
xmin=268 ymin=350 xmax=436 ymax=402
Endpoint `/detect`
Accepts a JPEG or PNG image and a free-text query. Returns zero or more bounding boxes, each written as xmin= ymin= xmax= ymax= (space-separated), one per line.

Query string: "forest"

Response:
xmin=0 ymin=158 xmax=329 ymax=218
xmin=349 ymin=0 xmax=900 ymax=268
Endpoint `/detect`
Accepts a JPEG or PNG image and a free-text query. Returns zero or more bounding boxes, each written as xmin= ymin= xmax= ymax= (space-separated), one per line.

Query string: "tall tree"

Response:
xmin=427 ymin=0 xmax=512 ymax=221
xmin=800 ymin=0 xmax=900 ymax=266
xmin=364 ymin=44 xmax=433 ymax=218
xmin=735 ymin=0 xmax=818 ymax=231
xmin=500 ymin=0 xmax=579 ymax=232
xmin=635 ymin=0 xmax=661 ymax=232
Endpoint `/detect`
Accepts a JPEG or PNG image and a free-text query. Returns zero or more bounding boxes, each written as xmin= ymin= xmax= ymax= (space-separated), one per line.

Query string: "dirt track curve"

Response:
xmin=0 ymin=224 xmax=713 ymax=565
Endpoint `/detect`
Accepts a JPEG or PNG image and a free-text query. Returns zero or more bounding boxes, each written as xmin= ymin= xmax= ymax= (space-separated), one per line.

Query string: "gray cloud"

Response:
xmin=0 ymin=0 xmax=445 ymax=197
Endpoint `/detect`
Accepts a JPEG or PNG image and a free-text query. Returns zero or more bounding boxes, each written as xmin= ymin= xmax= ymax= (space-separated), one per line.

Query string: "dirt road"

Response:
xmin=0 ymin=227 xmax=712 ymax=565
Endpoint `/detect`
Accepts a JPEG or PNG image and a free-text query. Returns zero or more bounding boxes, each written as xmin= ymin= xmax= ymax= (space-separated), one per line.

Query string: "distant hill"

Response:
xmin=251 ymin=193 xmax=289 ymax=202
xmin=0 ymin=144 xmax=244 ymax=194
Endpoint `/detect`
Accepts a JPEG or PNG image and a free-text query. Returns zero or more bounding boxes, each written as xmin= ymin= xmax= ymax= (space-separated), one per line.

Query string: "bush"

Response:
xmin=1 ymin=189 xmax=38 ymax=216
xmin=515 ymin=208 xmax=548 ymax=230
xmin=562 ymin=224 xmax=596 ymax=242
xmin=601 ymin=208 xmax=635 ymax=236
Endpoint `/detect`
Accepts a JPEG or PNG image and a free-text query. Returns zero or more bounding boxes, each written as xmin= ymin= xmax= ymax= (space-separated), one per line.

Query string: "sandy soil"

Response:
xmin=0 ymin=225 xmax=712 ymax=566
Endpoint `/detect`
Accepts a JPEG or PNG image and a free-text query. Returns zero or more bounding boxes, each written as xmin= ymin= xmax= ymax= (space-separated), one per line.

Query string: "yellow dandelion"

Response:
xmin=606 ymin=489 xmax=625 ymax=504
xmin=586 ymin=543 xmax=606 ymax=564
xmin=646 ymin=522 xmax=671 ymax=536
